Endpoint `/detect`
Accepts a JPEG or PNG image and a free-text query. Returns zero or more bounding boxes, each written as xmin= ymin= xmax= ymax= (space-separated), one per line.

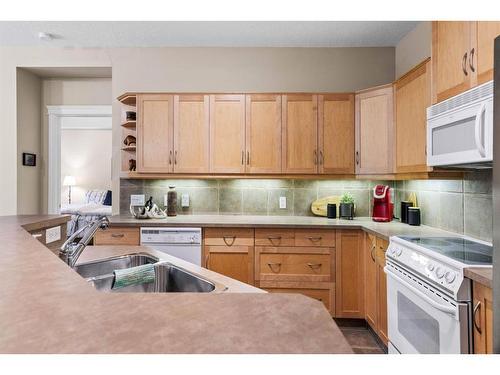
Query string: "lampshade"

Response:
xmin=63 ymin=176 xmax=76 ymax=186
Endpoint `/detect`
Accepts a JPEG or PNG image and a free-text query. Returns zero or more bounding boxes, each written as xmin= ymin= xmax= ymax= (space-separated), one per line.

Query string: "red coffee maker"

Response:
xmin=372 ymin=185 xmax=393 ymax=222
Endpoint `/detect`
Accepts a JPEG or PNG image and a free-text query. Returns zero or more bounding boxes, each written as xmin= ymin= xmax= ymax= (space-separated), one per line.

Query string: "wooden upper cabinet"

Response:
xmin=318 ymin=94 xmax=355 ymax=174
xmin=432 ymin=21 xmax=500 ymax=103
xmin=173 ymin=95 xmax=210 ymax=173
xmin=245 ymin=94 xmax=282 ymax=174
xmin=432 ymin=21 xmax=472 ymax=103
xmin=355 ymin=85 xmax=394 ymax=175
xmin=282 ymin=94 xmax=318 ymax=174
xmin=475 ymin=21 xmax=500 ymax=85
xmin=209 ymin=95 xmax=246 ymax=173
xmin=136 ymin=94 xmax=174 ymax=173
xmin=395 ymin=59 xmax=432 ymax=174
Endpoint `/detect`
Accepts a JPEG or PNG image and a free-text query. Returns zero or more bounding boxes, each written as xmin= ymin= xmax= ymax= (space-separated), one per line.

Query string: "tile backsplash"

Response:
xmin=120 ymin=170 xmax=493 ymax=242
xmin=394 ymin=170 xmax=492 ymax=242
xmin=120 ymin=179 xmax=391 ymax=218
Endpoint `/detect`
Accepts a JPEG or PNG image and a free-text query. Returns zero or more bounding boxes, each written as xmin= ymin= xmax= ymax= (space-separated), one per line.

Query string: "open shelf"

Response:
xmin=117 ymin=93 xmax=137 ymax=106
xmin=121 ymin=120 xmax=136 ymax=129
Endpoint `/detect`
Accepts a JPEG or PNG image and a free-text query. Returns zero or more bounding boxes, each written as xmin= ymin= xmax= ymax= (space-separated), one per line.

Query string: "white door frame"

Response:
xmin=47 ymin=105 xmax=112 ymax=214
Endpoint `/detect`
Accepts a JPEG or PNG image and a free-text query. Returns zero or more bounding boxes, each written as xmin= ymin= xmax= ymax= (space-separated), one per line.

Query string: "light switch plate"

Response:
xmin=181 ymin=194 xmax=190 ymax=208
xmin=46 ymin=226 xmax=61 ymax=244
xmin=279 ymin=196 xmax=287 ymax=209
xmin=130 ymin=194 xmax=145 ymax=206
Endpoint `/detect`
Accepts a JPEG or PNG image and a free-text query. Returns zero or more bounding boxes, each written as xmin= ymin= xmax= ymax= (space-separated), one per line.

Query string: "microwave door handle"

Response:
xmin=385 ymin=268 xmax=457 ymax=318
xmin=474 ymin=103 xmax=487 ymax=157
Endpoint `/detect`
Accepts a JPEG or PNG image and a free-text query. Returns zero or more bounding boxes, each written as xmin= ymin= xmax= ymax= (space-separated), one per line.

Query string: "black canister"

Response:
xmin=327 ymin=203 xmax=337 ymax=219
xmin=407 ymin=207 xmax=421 ymax=226
xmin=400 ymin=201 xmax=413 ymax=223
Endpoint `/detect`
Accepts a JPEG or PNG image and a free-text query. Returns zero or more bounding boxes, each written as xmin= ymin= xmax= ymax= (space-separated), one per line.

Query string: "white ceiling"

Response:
xmin=0 ymin=21 xmax=419 ymax=48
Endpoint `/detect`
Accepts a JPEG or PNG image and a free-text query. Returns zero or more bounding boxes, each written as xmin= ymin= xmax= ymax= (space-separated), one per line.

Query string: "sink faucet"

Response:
xmin=60 ymin=216 xmax=110 ymax=268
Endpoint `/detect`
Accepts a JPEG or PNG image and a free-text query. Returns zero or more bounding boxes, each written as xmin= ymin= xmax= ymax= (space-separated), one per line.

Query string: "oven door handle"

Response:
xmin=385 ymin=268 xmax=457 ymax=318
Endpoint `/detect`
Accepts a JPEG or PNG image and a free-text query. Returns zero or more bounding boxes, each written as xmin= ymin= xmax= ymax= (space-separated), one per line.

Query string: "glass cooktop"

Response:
xmin=399 ymin=236 xmax=493 ymax=265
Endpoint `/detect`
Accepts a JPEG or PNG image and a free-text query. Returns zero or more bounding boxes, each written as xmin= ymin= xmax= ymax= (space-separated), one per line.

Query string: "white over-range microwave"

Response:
xmin=427 ymin=81 xmax=493 ymax=168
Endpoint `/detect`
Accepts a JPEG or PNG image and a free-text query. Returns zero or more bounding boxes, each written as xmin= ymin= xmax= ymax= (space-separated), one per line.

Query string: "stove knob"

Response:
xmin=445 ymin=271 xmax=456 ymax=284
xmin=435 ymin=267 xmax=445 ymax=279
xmin=427 ymin=263 xmax=435 ymax=272
xmin=396 ymin=248 xmax=403 ymax=257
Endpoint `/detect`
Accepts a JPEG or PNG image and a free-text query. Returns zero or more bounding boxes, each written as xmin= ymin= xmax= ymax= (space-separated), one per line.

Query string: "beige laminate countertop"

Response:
xmin=0 ymin=215 xmax=351 ymax=354
xmin=110 ymin=214 xmax=494 ymax=288
xmin=109 ymin=214 xmax=461 ymax=241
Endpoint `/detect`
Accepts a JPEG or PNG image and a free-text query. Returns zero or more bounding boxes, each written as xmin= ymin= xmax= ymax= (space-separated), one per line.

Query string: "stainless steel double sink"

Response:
xmin=74 ymin=253 xmax=225 ymax=293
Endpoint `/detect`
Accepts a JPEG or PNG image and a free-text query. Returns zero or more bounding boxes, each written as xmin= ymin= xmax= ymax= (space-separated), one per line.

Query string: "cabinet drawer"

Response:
xmin=203 ymin=227 xmax=254 ymax=246
xmin=94 ymin=227 xmax=140 ymax=245
xmin=257 ymin=249 xmax=331 ymax=282
xmin=259 ymin=281 xmax=334 ymax=315
xmin=294 ymin=229 xmax=335 ymax=247
xmin=255 ymin=228 xmax=295 ymax=246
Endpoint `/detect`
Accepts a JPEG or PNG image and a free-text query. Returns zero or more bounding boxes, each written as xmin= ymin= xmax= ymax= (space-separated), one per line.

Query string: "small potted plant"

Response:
xmin=339 ymin=192 xmax=355 ymax=220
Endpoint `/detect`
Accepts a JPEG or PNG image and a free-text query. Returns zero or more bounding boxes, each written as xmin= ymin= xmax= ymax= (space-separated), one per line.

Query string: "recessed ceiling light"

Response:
xmin=38 ymin=32 xmax=54 ymax=41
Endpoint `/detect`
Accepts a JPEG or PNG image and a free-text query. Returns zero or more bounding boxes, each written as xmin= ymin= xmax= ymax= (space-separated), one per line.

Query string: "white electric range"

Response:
xmin=385 ymin=236 xmax=493 ymax=354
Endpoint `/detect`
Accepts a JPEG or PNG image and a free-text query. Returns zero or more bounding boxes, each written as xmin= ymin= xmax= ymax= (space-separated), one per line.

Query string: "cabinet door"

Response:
xmin=474 ymin=21 xmax=500 ymax=85
xmin=173 ymin=95 xmax=210 ymax=173
xmin=335 ymin=230 xmax=364 ymax=318
xmin=364 ymin=233 xmax=378 ymax=329
xmin=209 ymin=95 xmax=246 ymax=173
xmin=395 ymin=59 xmax=431 ymax=173
xmin=376 ymin=237 xmax=389 ymax=346
xmin=355 ymin=85 xmax=394 ymax=175
xmin=204 ymin=245 xmax=254 ymax=285
xmin=245 ymin=94 xmax=282 ymax=173
xmin=282 ymin=94 xmax=318 ymax=174
xmin=137 ymin=94 xmax=173 ymax=173
xmin=432 ymin=21 xmax=472 ymax=103
xmin=472 ymin=282 xmax=493 ymax=354
xmin=318 ymin=94 xmax=355 ymax=174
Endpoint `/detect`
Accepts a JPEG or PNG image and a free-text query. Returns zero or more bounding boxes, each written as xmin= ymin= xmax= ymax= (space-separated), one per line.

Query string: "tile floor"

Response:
xmin=336 ymin=320 xmax=387 ymax=354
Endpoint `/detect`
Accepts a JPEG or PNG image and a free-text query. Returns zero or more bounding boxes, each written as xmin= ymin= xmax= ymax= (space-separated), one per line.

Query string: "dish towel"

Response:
xmin=112 ymin=264 xmax=156 ymax=290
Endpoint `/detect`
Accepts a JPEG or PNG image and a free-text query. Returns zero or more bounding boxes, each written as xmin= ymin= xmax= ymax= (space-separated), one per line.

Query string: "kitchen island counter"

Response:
xmin=0 ymin=215 xmax=351 ymax=354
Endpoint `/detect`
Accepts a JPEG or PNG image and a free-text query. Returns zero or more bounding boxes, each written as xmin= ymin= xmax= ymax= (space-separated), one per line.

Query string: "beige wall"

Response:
xmin=1 ymin=46 xmax=395 ymax=215
xmin=41 ymin=78 xmax=112 ymax=212
xmin=16 ymin=68 xmax=42 ymax=214
xmin=395 ymin=22 xmax=431 ymax=78
xmin=60 ymin=128 xmax=112 ymax=205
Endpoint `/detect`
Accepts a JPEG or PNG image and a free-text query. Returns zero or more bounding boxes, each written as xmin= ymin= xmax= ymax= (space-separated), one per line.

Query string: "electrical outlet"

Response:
xmin=46 ymin=226 xmax=61 ymax=244
xmin=130 ymin=194 xmax=145 ymax=206
xmin=279 ymin=196 xmax=287 ymax=209
xmin=181 ymin=194 xmax=190 ymax=208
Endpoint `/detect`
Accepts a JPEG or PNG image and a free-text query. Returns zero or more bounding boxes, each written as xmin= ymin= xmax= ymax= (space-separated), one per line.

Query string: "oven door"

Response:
xmin=427 ymin=98 xmax=493 ymax=166
xmin=386 ymin=263 xmax=470 ymax=354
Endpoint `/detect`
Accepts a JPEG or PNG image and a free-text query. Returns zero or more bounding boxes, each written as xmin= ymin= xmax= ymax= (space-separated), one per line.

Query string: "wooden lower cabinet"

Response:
xmin=94 ymin=226 xmax=140 ymax=245
xmin=363 ymin=233 xmax=388 ymax=345
xmin=260 ymin=281 xmax=335 ymax=315
xmin=472 ymin=282 xmax=493 ymax=354
xmin=204 ymin=245 xmax=254 ymax=285
xmin=335 ymin=230 xmax=364 ymax=318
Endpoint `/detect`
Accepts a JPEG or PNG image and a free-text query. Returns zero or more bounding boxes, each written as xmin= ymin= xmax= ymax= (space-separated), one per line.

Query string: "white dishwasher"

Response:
xmin=140 ymin=227 xmax=202 ymax=266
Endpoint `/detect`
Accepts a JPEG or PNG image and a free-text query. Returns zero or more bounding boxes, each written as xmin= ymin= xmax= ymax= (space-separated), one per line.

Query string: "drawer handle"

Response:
xmin=371 ymin=245 xmax=376 ymax=262
xmin=111 ymin=233 xmax=125 ymax=238
xmin=307 ymin=236 xmax=322 ymax=242
xmin=267 ymin=262 xmax=282 ymax=272
xmin=307 ymin=263 xmax=322 ymax=269
xmin=267 ymin=235 xmax=282 ymax=245
xmin=473 ymin=301 xmax=482 ymax=334
xmin=223 ymin=235 xmax=236 ymax=246
xmin=32 ymin=233 xmax=43 ymax=238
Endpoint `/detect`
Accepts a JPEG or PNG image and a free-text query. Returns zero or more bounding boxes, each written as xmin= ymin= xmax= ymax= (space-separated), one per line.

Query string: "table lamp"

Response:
xmin=63 ymin=176 xmax=76 ymax=204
